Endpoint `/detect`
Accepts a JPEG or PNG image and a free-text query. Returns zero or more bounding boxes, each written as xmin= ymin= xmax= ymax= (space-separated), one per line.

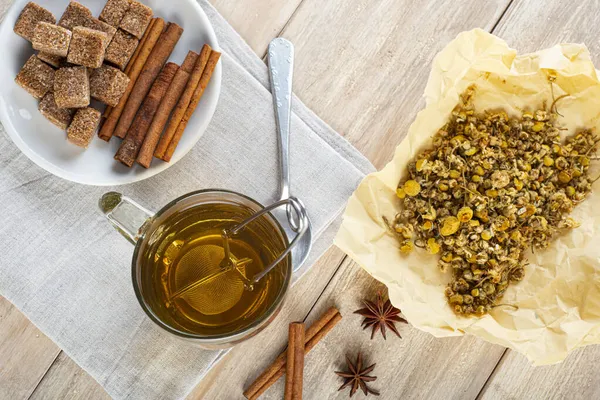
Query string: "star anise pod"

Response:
xmin=354 ymin=292 xmax=407 ymax=339
xmin=335 ymin=353 xmax=379 ymax=397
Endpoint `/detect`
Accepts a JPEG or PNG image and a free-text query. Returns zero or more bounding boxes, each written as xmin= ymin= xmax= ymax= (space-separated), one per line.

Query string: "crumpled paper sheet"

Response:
xmin=334 ymin=28 xmax=600 ymax=365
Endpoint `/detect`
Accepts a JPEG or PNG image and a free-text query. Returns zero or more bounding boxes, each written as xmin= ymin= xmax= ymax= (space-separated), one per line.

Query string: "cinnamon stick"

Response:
xmin=98 ymin=18 xmax=165 ymax=141
xmin=160 ymin=50 xmax=221 ymax=162
xmin=176 ymin=51 xmax=200 ymax=73
xmin=115 ymin=63 xmax=179 ymax=167
xmin=284 ymin=323 xmax=305 ymax=400
xmin=136 ymin=51 xmax=198 ymax=168
xmin=103 ymin=106 xmax=113 ymax=120
xmin=112 ymin=22 xmax=183 ymax=139
xmin=284 ymin=325 xmax=297 ymax=400
xmin=154 ymin=44 xmax=212 ymax=159
xmin=243 ymin=307 xmax=342 ymax=400
xmin=104 ymin=18 xmax=158 ymax=120
xmin=125 ymin=18 xmax=157 ymax=76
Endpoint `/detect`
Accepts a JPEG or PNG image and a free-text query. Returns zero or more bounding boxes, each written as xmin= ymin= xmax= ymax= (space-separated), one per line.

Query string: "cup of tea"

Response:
xmin=99 ymin=189 xmax=301 ymax=348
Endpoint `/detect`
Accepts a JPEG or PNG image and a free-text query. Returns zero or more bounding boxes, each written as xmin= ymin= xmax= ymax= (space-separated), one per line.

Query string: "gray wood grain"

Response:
xmin=494 ymin=0 xmax=600 ymax=64
xmin=29 ymin=352 xmax=110 ymax=400
xmin=0 ymin=297 xmax=61 ymax=400
xmin=281 ymin=0 xmax=512 ymax=168
xmin=210 ymin=0 xmax=303 ymax=57
xmin=479 ymin=346 xmax=600 ymax=400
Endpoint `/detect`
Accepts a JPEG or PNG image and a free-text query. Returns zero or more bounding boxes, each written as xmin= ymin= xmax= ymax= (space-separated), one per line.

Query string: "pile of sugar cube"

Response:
xmin=14 ymin=1 xmax=152 ymax=148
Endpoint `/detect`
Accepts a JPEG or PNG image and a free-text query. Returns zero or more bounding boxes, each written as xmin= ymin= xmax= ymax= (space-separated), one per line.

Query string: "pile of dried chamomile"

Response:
xmin=389 ymin=86 xmax=598 ymax=316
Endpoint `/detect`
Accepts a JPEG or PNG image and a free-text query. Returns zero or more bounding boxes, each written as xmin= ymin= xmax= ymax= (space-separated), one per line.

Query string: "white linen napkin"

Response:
xmin=0 ymin=0 xmax=374 ymax=398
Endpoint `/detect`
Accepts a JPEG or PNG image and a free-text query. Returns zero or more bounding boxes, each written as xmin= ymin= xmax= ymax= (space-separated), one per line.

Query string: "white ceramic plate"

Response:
xmin=0 ymin=0 xmax=221 ymax=186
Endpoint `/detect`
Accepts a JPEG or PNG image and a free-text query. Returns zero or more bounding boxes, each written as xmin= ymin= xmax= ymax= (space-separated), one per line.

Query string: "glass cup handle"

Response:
xmin=99 ymin=192 xmax=155 ymax=245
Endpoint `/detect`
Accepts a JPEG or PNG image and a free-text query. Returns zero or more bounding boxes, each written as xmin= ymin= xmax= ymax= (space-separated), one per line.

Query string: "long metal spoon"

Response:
xmin=268 ymin=37 xmax=313 ymax=274
xmin=169 ymin=38 xmax=313 ymax=299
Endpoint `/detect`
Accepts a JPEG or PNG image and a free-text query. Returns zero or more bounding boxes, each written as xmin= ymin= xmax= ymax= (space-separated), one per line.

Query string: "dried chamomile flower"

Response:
xmin=561 ymin=217 xmax=580 ymax=228
xmin=440 ymin=216 xmax=460 ymax=236
xmin=422 ymin=206 xmax=437 ymax=221
xmin=558 ymin=171 xmax=572 ymax=183
xmin=493 ymin=216 xmax=510 ymax=231
xmin=426 ymin=238 xmax=441 ymax=254
xmin=491 ymin=171 xmax=510 ymax=188
xmin=403 ymin=180 xmax=421 ymax=197
xmin=400 ymin=241 xmax=414 ymax=254
xmin=388 ymin=85 xmax=597 ymax=316
xmin=395 ymin=224 xmax=413 ymax=239
xmin=481 ymin=230 xmax=493 ymax=241
xmin=457 ymin=207 xmax=473 ymax=222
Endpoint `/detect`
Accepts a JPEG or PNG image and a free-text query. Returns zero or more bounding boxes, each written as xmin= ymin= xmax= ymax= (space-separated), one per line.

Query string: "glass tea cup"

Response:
xmin=99 ymin=189 xmax=303 ymax=349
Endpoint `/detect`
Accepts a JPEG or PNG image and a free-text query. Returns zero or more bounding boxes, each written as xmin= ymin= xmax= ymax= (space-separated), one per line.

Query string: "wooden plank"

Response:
xmin=493 ymin=0 xmax=600 ymax=64
xmin=29 ymin=352 xmax=109 ymax=400
xmin=186 ymin=346 xmax=235 ymax=399
xmin=0 ymin=297 xmax=61 ymax=400
xmin=281 ymin=0 xmax=512 ymax=168
xmin=210 ymin=0 xmax=303 ymax=56
xmin=479 ymin=346 xmax=600 ymax=400
xmin=188 ymin=246 xmax=349 ymax=399
xmin=473 ymin=1 xmax=600 ymax=397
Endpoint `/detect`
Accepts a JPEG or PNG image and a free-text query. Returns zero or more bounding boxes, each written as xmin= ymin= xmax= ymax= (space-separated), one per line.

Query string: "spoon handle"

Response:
xmin=268 ymin=38 xmax=294 ymax=203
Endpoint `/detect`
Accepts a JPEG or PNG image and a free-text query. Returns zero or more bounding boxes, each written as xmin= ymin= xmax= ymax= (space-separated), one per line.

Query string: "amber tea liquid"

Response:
xmin=138 ymin=202 xmax=289 ymax=336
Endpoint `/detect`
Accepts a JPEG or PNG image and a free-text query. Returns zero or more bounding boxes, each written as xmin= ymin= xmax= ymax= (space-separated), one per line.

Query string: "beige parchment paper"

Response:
xmin=334 ymin=29 xmax=600 ymax=365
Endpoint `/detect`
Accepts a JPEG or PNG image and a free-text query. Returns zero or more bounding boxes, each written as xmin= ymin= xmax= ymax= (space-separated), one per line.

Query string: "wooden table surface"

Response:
xmin=2 ymin=0 xmax=600 ymax=399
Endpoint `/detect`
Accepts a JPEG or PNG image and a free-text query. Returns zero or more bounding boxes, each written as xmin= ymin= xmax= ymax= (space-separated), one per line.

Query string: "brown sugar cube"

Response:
xmin=85 ymin=17 xmax=117 ymax=48
xmin=32 ymin=23 xmax=72 ymax=57
xmin=119 ymin=1 xmax=152 ymax=39
xmin=60 ymin=60 xmax=77 ymax=68
xmin=100 ymin=0 xmax=131 ymax=27
xmin=105 ymin=29 xmax=138 ymax=70
xmin=37 ymin=52 xmax=64 ymax=68
xmin=39 ymin=92 xmax=75 ymax=130
xmin=67 ymin=27 xmax=107 ymax=68
xmin=14 ymin=2 xmax=56 ymax=42
xmin=54 ymin=66 xmax=89 ymax=108
xmin=15 ymin=55 xmax=55 ymax=99
xmin=58 ymin=1 xmax=92 ymax=30
xmin=59 ymin=2 xmax=116 ymax=48
xmin=67 ymin=107 xmax=101 ymax=148
xmin=90 ymin=64 xmax=130 ymax=107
